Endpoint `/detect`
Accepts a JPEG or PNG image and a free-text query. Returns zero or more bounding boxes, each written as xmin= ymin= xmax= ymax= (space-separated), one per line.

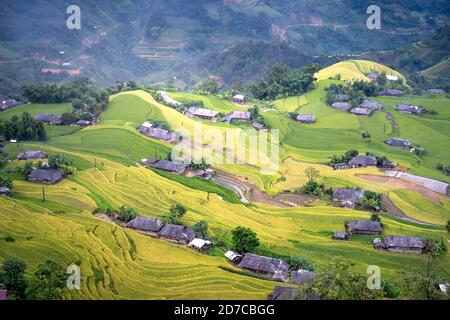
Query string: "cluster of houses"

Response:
xmin=137 ymin=121 xmax=178 ymax=143
xmin=332 ymin=219 xmax=427 ymax=255
xmin=126 ymin=215 xmax=211 ymax=252
xmin=395 ymin=103 xmax=426 ymax=115
xmin=333 ymin=155 xmax=396 ymax=171
xmin=142 ymin=158 xmax=214 ymax=179
xmin=34 ymin=113 xmax=92 ymax=127
xmin=329 ymin=95 xmax=383 ymax=117
xmin=16 ymin=149 xmax=64 ymax=185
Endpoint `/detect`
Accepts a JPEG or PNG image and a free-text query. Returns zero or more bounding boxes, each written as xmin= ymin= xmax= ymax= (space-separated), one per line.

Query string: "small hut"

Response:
xmin=346 ymin=220 xmax=383 ymax=235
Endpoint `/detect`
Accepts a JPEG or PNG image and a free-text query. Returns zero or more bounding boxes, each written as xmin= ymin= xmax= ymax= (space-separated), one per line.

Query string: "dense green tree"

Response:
xmin=193 ymin=220 xmax=208 ymax=239
xmin=231 ymin=226 xmax=259 ymax=254
xmin=1 ymin=259 xmax=27 ymax=299
xmin=117 ymin=205 xmax=138 ymax=222
xmin=0 ymin=175 xmax=13 ymax=189
xmin=26 ymin=260 xmax=66 ymax=300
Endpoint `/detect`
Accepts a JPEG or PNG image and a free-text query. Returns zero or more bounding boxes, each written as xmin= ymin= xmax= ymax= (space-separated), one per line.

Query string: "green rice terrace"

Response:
xmin=0 ymin=60 xmax=449 ymax=300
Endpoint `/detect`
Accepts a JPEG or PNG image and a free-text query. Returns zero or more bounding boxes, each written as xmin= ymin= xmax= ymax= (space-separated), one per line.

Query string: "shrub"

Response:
xmin=193 ymin=220 xmax=208 ymax=239
xmin=117 ymin=205 xmax=137 ymax=222
xmin=231 ymin=226 xmax=259 ymax=254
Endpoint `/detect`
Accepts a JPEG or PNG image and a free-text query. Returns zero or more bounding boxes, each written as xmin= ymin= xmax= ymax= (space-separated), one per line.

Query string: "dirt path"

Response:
xmin=357 ymin=174 xmax=443 ymax=204
xmin=249 ymin=186 xmax=289 ymax=208
xmin=381 ymin=195 xmax=438 ymax=227
xmin=273 ymin=193 xmax=318 ymax=206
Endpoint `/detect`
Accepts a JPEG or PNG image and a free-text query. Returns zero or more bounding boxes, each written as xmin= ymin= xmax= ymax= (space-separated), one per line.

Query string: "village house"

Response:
xmin=333 ymin=231 xmax=348 ymax=240
xmin=383 ymin=236 xmax=425 ymax=254
xmin=395 ymin=104 xmax=425 ymax=115
xmin=350 ymin=107 xmax=373 ymax=116
xmin=238 ymin=253 xmax=289 ymax=282
xmin=367 ymin=72 xmax=379 ymax=81
xmin=330 ymin=102 xmax=351 ymax=111
xmin=251 ymin=122 xmax=265 ymax=131
xmin=188 ymin=238 xmax=212 ymax=252
xmin=333 ymin=188 xmax=364 ymax=208
xmin=346 ymin=220 xmax=383 ymax=235
xmin=17 ymin=149 xmax=48 ymax=160
xmin=296 ymin=114 xmax=316 ymax=123
xmin=222 ymin=110 xmax=251 ymax=123
xmin=126 ymin=216 xmax=164 ymax=236
xmin=348 ymin=155 xmax=378 ymax=168
xmin=184 ymin=107 xmax=219 ymax=121
xmin=34 ymin=113 xmax=62 ymax=125
xmin=379 ymin=89 xmax=403 ymax=97
xmin=27 ymin=169 xmax=64 ymax=185
xmin=138 ymin=126 xmax=177 ymax=142
xmin=268 ymin=287 xmax=298 ymax=300
xmin=76 ymin=120 xmax=91 ymax=127
xmin=157 ymin=91 xmax=183 ymax=108
xmin=290 ymin=270 xmax=317 ymax=285
xmin=373 ymin=238 xmax=385 ymax=250
xmin=152 ymin=160 xmax=187 ymax=174
xmin=224 ymin=250 xmax=243 ymax=263
xmin=158 ymin=224 xmax=196 ymax=244
xmin=360 ymin=99 xmax=383 ymax=110
xmin=382 ymin=159 xmax=396 ymax=169
xmin=0 ymin=187 xmax=10 ymax=196
xmin=424 ymin=89 xmax=445 ymax=95
xmin=231 ymin=94 xmax=245 ymax=104
xmin=384 ymin=138 xmax=412 ymax=149
xmin=1 ymin=98 xmax=21 ymax=111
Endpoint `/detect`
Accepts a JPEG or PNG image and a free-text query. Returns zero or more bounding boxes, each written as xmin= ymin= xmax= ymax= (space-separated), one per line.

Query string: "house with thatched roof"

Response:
xmin=330 ymin=102 xmax=351 ymax=111
xmin=151 ymin=160 xmax=187 ymax=174
xmin=346 ymin=220 xmax=383 ymax=235
xmin=188 ymin=238 xmax=212 ymax=252
xmin=76 ymin=120 xmax=91 ymax=127
xmin=333 ymin=231 xmax=348 ymax=240
xmin=0 ymin=187 xmax=10 ymax=196
xmin=224 ymin=250 xmax=243 ymax=263
xmin=383 ymin=236 xmax=425 ymax=254
xmin=17 ymin=149 xmax=48 ymax=160
xmin=238 ymin=253 xmax=289 ymax=281
xmin=296 ymin=114 xmax=316 ymax=123
xmin=333 ymin=188 xmax=364 ymax=208
xmin=222 ymin=111 xmax=251 ymax=123
xmin=126 ymin=216 xmax=164 ymax=235
xmin=27 ymin=169 xmax=64 ymax=185
xmin=290 ymin=270 xmax=317 ymax=285
xmin=351 ymin=107 xmax=373 ymax=116
xmin=184 ymin=107 xmax=219 ymax=121
xmin=360 ymin=99 xmax=383 ymax=110
xmin=138 ymin=126 xmax=177 ymax=142
xmin=373 ymin=237 xmax=385 ymax=250
xmin=34 ymin=113 xmax=62 ymax=125
xmin=1 ymin=99 xmax=20 ymax=111
xmin=379 ymin=89 xmax=403 ymax=97
xmin=348 ymin=155 xmax=377 ymax=168
xmin=231 ymin=95 xmax=245 ymax=104
xmin=395 ymin=104 xmax=425 ymax=115
xmin=252 ymin=122 xmax=265 ymax=131
xmin=268 ymin=287 xmax=299 ymax=300
xmin=384 ymin=138 xmax=412 ymax=149
xmin=158 ymin=224 xmax=196 ymax=244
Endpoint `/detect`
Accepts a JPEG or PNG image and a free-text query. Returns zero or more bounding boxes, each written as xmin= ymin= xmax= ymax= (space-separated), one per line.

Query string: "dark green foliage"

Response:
xmin=161 ymin=204 xmax=187 ymax=224
xmin=329 ymin=150 xmax=359 ymax=167
xmin=446 ymin=220 xmax=450 ymax=233
xmin=358 ymin=190 xmax=382 ymax=211
xmin=117 ymin=205 xmax=138 ymax=222
xmin=26 ymin=260 xmax=66 ymax=300
xmin=285 ymin=256 xmax=315 ymax=272
xmin=0 ymin=112 xmax=47 ymax=141
xmin=193 ymin=220 xmax=208 ymax=239
xmin=1 ymin=259 xmax=27 ymax=299
xmin=231 ymin=226 xmax=259 ymax=254
xmin=20 ymin=161 xmax=34 ymax=176
xmin=249 ymin=64 xmax=319 ymax=100
xmin=0 ymin=175 xmax=12 ymax=189
xmin=196 ymin=81 xmax=220 ymax=95
xmin=381 ymin=280 xmax=401 ymax=298
xmin=4 ymin=235 xmax=15 ymax=242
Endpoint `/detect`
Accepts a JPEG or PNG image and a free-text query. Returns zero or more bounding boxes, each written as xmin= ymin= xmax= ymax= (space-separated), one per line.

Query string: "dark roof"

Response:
xmin=252 ymin=122 xmax=265 ymax=130
xmin=76 ymin=120 xmax=91 ymax=126
xmin=152 ymin=160 xmax=187 ymax=173
xmin=27 ymin=169 xmax=64 ymax=184
xmin=395 ymin=104 xmax=425 ymax=114
xmin=348 ymin=155 xmax=378 ymax=166
xmin=360 ymin=99 xmax=383 ymax=110
xmin=126 ymin=216 xmax=164 ymax=233
xmin=0 ymin=187 xmax=10 ymax=194
xmin=223 ymin=111 xmax=251 ymax=122
xmin=385 ymin=138 xmax=412 ymax=148
xmin=347 ymin=220 xmax=383 ymax=233
xmin=17 ymin=149 xmax=47 ymax=160
xmin=34 ymin=113 xmax=62 ymax=124
xmin=384 ymin=236 xmax=424 ymax=249
xmin=1 ymin=99 xmax=20 ymax=110
xmin=139 ymin=127 xmax=175 ymax=141
xmin=270 ymin=287 xmax=298 ymax=300
xmin=158 ymin=224 xmax=196 ymax=242
xmin=333 ymin=189 xmax=364 ymax=205
xmin=238 ymin=253 xmax=289 ymax=274
xmin=296 ymin=114 xmax=316 ymax=123
xmin=333 ymin=231 xmax=347 ymax=240
xmin=379 ymin=89 xmax=403 ymax=96
xmin=290 ymin=271 xmax=317 ymax=285
xmin=350 ymin=107 xmax=373 ymax=116
xmin=331 ymin=102 xmax=351 ymax=111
